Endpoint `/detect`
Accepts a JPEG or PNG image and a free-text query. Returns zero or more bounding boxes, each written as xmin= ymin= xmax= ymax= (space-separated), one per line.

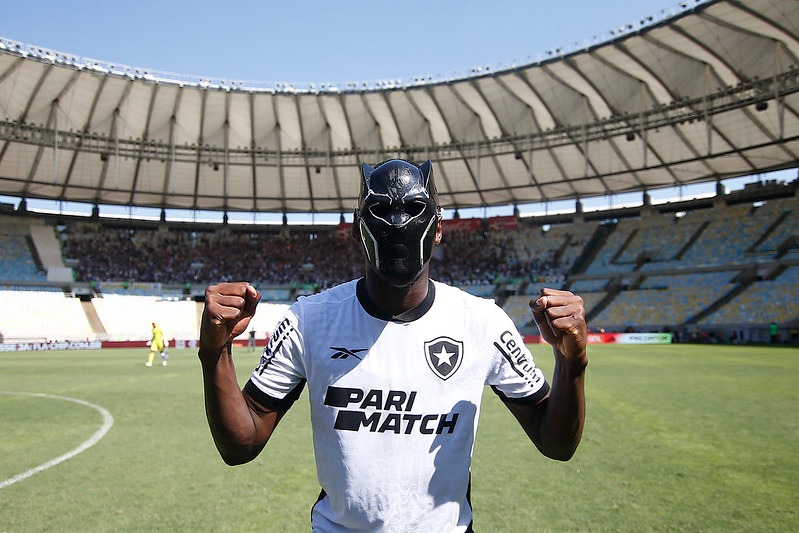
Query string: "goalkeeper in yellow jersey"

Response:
xmin=145 ymin=322 xmax=169 ymax=367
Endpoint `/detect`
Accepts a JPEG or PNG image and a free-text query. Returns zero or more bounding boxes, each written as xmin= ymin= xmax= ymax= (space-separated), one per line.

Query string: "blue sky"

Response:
xmin=4 ymin=1 xmax=684 ymax=86
xmin=1 ymin=1 xmax=792 ymax=222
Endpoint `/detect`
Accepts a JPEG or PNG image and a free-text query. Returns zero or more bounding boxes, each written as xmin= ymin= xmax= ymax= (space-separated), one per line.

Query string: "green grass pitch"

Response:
xmin=1 ymin=343 xmax=796 ymax=532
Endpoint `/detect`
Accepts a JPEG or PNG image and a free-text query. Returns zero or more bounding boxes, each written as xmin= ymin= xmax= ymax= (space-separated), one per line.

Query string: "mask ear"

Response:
xmin=419 ymin=160 xmax=439 ymax=208
xmin=419 ymin=160 xmax=433 ymax=189
xmin=361 ymin=162 xmax=375 ymax=178
xmin=361 ymin=162 xmax=376 ymax=191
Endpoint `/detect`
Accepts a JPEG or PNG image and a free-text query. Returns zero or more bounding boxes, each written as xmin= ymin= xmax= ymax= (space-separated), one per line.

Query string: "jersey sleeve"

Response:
xmin=484 ymin=304 xmax=550 ymax=405
xmin=244 ymin=304 xmax=307 ymax=412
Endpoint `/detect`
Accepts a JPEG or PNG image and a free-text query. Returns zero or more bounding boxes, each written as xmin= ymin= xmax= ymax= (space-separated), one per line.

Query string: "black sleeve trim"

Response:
xmin=490 ymin=382 xmax=550 ymax=406
xmin=244 ymin=379 xmax=306 ymax=412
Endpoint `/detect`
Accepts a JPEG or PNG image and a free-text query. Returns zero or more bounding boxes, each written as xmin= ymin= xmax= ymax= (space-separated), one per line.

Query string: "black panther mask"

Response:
xmin=356 ymin=159 xmax=440 ymax=287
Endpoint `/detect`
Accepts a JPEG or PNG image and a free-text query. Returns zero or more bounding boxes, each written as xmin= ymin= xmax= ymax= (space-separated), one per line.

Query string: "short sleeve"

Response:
xmin=485 ymin=306 xmax=550 ymax=405
xmin=245 ymin=305 xmax=307 ymax=412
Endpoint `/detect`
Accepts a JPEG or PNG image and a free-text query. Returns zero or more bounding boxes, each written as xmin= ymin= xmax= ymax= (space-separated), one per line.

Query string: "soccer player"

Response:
xmin=198 ymin=159 xmax=588 ymax=531
xmin=145 ymin=322 xmax=167 ymax=367
xmin=247 ymin=328 xmax=257 ymax=352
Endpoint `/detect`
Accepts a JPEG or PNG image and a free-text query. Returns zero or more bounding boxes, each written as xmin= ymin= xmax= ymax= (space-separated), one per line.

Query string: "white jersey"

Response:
xmin=246 ymin=278 xmax=549 ymax=532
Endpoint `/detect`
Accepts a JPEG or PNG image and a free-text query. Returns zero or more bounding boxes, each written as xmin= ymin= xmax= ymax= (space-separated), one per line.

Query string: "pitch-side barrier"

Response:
xmin=1 ymin=333 xmax=671 ymax=352
xmin=523 ymin=332 xmax=672 ymax=345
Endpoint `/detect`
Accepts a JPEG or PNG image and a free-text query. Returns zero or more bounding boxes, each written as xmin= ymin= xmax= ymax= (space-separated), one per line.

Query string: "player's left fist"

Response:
xmin=530 ymin=288 xmax=588 ymax=367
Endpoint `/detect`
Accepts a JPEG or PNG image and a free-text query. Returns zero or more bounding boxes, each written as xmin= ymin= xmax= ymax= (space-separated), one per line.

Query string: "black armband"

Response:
xmin=244 ymin=379 xmax=306 ymax=412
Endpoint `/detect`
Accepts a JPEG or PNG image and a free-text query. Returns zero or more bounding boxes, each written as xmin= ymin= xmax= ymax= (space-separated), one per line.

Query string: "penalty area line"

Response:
xmin=0 ymin=392 xmax=114 ymax=490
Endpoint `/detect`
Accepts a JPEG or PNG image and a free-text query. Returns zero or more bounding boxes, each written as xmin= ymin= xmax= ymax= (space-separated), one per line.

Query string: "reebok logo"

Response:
xmin=329 ymin=347 xmax=367 ymax=360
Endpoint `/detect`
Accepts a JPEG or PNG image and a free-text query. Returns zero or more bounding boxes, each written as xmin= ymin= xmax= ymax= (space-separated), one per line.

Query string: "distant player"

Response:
xmin=247 ymin=328 xmax=256 ymax=352
xmin=198 ymin=159 xmax=589 ymax=530
xmin=145 ymin=322 xmax=167 ymax=367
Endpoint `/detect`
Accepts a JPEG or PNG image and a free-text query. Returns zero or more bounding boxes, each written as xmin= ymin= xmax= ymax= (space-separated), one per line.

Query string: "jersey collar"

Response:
xmin=356 ymin=278 xmax=436 ymax=323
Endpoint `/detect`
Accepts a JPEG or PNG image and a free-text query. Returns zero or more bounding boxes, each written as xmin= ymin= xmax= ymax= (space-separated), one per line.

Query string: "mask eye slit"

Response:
xmin=405 ymin=200 xmax=426 ymax=217
xmin=368 ymin=203 xmax=391 ymax=220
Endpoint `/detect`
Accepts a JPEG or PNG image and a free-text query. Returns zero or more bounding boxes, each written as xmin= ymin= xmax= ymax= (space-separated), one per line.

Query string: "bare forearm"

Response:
xmin=536 ymin=355 xmax=587 ymax=461
xmin=200 ymin=345 xmax=264 ymax=465
xmin=197 ymin=282 xmax=275 ymax=465
xmin=516 ymin=288 xmax=588 ymax=460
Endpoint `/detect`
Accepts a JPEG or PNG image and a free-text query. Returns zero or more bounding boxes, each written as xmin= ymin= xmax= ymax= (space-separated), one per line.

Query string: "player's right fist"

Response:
xmin=199 ymin=283 xmax=261 ymax=361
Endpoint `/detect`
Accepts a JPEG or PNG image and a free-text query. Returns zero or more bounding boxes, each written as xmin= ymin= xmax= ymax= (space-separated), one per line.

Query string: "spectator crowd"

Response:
xmin=63 ymin=221 xmax=566 ymax=290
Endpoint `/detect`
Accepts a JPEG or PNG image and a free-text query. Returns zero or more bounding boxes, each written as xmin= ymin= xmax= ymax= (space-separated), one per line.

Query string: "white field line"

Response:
xmin=0 ymin=392 xmax=114 ymax=489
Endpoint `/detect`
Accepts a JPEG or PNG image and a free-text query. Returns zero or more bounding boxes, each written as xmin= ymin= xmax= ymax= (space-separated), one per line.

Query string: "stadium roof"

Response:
xmin=0 ymin=0 xmax=797 ymax=215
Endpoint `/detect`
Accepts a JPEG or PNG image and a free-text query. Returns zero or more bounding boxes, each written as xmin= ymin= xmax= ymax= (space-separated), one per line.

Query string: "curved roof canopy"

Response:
xmin=0 ymin=0 xmax=797 ymax=215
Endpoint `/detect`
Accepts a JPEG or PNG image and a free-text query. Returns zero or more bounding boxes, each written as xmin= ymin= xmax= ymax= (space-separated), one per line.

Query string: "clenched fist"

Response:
xmin=199 ymin=282 xmax=261 ymax=362
xmin=530 ymin=288 xmax=588 ymax=370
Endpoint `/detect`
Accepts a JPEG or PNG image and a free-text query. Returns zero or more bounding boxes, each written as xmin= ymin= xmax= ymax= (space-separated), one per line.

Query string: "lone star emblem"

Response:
xmin=424 ymin=336 xmax=464 ymax=380
xmin=431 ymin=345 xmax=457 ymax=367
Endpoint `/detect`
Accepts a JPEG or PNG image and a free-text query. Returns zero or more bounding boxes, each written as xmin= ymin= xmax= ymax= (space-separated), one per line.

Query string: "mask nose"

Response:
xmin=368 ymin=202 xmax=413 ymax=227
xmin=387 ymin=209 xmax=411 ymax=226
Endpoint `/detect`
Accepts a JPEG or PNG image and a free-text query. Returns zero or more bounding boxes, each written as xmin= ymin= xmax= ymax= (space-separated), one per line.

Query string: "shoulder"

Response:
xmin=432 ymin=280 xmax=501 ymax=311
xmin=431 ymin=280 xmax=512 ymax=329
xmin=303 ymin=279 xmax=357 ymax=302
xmin=291 ymin=279 xmax=359 ymax=316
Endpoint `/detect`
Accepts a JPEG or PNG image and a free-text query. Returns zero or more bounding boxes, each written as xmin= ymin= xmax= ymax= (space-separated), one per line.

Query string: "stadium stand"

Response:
xmin=0 ymin=218 xmax=46 ymax=282
xmin=0 ymin=179 xmax=797 ymax=344
xmin=90 ymin=294 xmax=200 ymax=342
xmin=589 ymin=272 xmax=736 ymax=333
xmin=0 ymin=289 xmax=94 ymax=342
xmin=700 ymin=266 xmax=799 ymax=330
xmin=564 ymin=190 xmax=798 ymax=340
